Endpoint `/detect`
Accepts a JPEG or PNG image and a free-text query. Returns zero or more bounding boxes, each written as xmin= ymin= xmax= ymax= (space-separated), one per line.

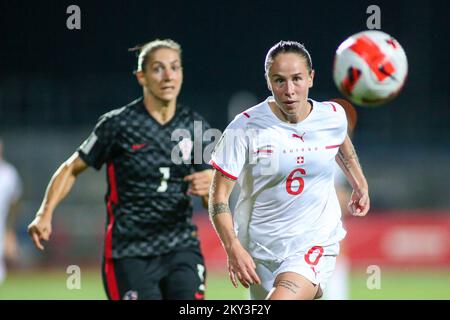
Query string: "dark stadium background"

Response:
xmin=0 ymin=0 xmax=449 ymax=299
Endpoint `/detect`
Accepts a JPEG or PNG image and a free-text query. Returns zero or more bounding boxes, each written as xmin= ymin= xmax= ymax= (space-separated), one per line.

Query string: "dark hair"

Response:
xmin=129 ymin=39 xmax=182 ymax=73
xmin=264 ymin=40 xmax=313 ymax=76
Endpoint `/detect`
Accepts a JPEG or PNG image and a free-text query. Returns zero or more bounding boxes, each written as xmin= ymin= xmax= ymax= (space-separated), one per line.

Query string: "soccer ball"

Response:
xmin=332 ymin=30 xmax=408 ymax=107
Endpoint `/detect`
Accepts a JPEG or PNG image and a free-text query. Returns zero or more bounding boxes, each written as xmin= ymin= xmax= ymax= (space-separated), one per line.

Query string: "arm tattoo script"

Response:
xmin=338 ymin=144 xmax=361 ymax=174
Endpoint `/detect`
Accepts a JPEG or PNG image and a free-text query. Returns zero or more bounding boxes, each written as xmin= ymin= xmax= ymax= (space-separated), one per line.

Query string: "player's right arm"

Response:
xmin=336 ymin=134 xmax=370 ymax=217
xmin=209 ymin=170 xmax=261 ymax=289
xmin=27 ymin=152 xmax=87 ymax=250
xmin=28 ymin=110 xmax=118 ymax=250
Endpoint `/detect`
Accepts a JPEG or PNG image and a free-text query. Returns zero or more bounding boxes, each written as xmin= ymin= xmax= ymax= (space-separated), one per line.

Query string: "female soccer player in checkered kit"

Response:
xmin=27 ymin=39 xmax=213 ymax=300
xmin=209 ymin=41 xmax=370 ymax=300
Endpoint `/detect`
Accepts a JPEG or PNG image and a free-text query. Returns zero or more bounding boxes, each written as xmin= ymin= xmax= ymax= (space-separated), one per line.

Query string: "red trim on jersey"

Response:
xmin=210 ymin=160 xmax=238 ymax=180
xmin=105 ymin=162 xmax=120 ymax=300
xmin=256 ymin=149 xmax=273 ymax=154
xmin=243 ymin=112 xmax=250 ymax=118
xmin=104 ymin=258 xmax=119 ymax=300
xmin=324 ymin=102 xmax=337 ymax=112
xmin=325 ymin=144 xmax=341 ymax=149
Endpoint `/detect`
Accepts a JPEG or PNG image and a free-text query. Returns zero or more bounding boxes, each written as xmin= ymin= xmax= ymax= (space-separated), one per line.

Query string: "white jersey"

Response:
xmin=211 ymin=97 xmax=348 ymax=261
xmin=0 ymin=160 xmax=22 ymax=282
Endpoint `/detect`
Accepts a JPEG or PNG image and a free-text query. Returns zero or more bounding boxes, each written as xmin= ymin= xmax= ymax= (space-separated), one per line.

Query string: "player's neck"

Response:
xmin=143 ymin=94 xmax=177 ymax=125
xmin=269 ymin=100 xmax=312 ymax=124
xmin=294 ymin=101 xmax=312 ymax=122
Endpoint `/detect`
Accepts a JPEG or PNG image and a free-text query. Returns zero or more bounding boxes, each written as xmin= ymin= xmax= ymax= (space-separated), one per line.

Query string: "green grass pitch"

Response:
xmin=0 ymin=269 xmax=448 ymax=300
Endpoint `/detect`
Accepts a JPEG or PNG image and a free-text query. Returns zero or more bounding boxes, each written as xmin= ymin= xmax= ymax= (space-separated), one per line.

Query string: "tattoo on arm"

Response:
xmin=208 ymin=171 xmax=234 ymax=219
xmin=338 ymin=144 xmax=361 ymax=173
xmin=210 ymin=202 xmax=231 ymax=219
xmin=274 ymin=279 xmax=300 ymax=294
xmin=337 ymin=149 xmax=351 ymax=173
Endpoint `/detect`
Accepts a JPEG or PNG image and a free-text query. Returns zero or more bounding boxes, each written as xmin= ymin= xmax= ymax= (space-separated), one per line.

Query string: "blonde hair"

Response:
xmin=130 ymin=39 xmax=182 ymax=73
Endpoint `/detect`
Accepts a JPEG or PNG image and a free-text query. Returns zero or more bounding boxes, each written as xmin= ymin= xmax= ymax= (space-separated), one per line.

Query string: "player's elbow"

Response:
xmin=64 ymin=153 xmax=87 ymax=177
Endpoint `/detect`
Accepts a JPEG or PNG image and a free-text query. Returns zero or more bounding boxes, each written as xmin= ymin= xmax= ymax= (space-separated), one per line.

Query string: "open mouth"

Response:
xmin=283 ymin=101 xmax=297 ymax=107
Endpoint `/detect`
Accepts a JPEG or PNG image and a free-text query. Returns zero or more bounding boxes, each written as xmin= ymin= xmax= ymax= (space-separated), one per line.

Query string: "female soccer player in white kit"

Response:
xmin=0 ymin=138 xmax=22 ymax=284
xmin=208 ymin=41 xmax=370 ymax=300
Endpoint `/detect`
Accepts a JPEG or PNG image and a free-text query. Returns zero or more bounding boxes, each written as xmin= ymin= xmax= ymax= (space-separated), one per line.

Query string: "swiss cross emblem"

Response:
xmin=297 ymin=156 xmax=304 ymax=164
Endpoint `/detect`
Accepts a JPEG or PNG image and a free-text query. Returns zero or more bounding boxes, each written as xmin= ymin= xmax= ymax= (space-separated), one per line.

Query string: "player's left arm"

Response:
xmin=336 ymin=134 xmax=370 ymax=216
xmin=184 ymin=169 xmax=213 ymax=208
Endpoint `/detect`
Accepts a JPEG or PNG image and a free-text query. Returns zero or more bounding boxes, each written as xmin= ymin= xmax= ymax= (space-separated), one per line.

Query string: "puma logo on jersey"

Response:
xmin=292 ymin=132 xmax=306 ymax=142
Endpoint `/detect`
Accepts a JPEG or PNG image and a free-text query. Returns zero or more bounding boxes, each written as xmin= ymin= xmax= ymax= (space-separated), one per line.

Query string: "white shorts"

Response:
xmin=249 ymin=243 xmax=339 ymax=300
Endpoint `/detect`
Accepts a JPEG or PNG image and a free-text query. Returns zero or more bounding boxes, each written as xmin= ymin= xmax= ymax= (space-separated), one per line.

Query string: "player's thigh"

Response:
xmin=266 ymin=250 xmax=338 ymax=300
xmin=160 ymin=249 xmax=206 ymax=300
xmin=102 ymin=257 xmax=164 ymax=300
xmin=267 ymin=271 xmax=319 ymax=300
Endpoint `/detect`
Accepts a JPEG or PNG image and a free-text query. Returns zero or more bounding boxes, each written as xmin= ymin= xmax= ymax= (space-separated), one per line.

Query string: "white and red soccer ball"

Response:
xmin=333 ymin=30 xmax=408 ymax=107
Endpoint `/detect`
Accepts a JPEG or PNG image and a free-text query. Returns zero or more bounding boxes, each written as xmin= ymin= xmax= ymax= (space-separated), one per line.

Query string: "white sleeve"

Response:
xmin=339 ymin=106 xmax=348 ymax=144
xmin=327 ymin=101 xmax=348 ymax=144
xmin=209 ymin=116 xmax=248 ymax=180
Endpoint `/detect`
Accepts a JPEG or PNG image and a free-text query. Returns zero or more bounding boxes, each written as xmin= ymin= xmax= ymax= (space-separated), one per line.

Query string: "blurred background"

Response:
xmin=0 ymin=0 xmax=449 ymax=299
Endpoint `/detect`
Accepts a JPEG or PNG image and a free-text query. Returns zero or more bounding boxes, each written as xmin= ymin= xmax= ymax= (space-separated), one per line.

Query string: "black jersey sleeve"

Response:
xmin=192 ymin=112 xmax=215 ymax=172
xmin=77 ymin=112 xmax=118 ymax=170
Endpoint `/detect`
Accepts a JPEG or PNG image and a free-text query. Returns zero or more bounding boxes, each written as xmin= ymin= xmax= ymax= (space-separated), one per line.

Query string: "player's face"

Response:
xmin=267 ymin=53 xmax=314 ymax=116
xmin=137 ymin=48 xmax=183 ymax=103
